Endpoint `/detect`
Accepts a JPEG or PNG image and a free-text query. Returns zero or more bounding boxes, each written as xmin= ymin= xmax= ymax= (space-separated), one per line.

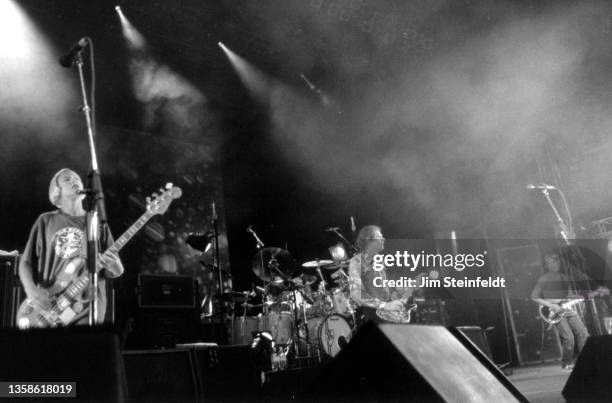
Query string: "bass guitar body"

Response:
xmin=17 ymin=257 xmax=90 ymax=329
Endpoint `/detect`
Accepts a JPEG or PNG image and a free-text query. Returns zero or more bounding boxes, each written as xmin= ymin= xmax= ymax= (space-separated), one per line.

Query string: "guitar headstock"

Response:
xmin=146 ymin=183 xmax=182 ymax=216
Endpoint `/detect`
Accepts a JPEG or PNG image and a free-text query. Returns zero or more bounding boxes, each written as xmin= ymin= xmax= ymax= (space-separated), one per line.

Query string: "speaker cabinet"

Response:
xmin=563 ymin=335 xmax=612 ymax=402
xmin=0 ymin=327 xmax=125 ymax=402
xmin=305 ymin=322 xmax=527 ymax=402
xmin=178 ymin=343 xmax=261 ymax=401
xmin=0 ymin=255 xmax=20 ymax=328
xmin=123 ymin=349 xmax=198 ymax=403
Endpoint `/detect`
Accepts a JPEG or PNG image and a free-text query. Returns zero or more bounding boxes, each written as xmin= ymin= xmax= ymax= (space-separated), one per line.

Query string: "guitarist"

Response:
xmin=347 ymin=225 xmax=414 ymax=325
xmin=18 ymin=168 xmax=124 ymax=325
xmin=531 ymin=251 xmax=589 ymax=370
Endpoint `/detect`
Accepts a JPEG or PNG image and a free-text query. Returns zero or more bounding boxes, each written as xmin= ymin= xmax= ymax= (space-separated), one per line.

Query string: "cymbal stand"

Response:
xmin=316 ymin=264 xmax=333 ymax=313
xmin=330 ymin=228 xmax=358 ymax=256
xmin=248 ymin=227 xmax=268 ymax=332
xmin=337 ymin=269 xmax=358 ymax=329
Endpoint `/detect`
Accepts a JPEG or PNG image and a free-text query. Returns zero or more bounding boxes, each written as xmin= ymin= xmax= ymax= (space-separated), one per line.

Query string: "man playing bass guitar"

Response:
xmin=18 ymin=168 xmax=124 ymax=326
xmin=531 ymin=251 xmax=589 ymax=370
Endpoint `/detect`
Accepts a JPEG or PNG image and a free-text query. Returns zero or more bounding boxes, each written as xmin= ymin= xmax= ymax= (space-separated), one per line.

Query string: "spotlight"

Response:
xmin=114 ymin=5 xmax=121 ymax=13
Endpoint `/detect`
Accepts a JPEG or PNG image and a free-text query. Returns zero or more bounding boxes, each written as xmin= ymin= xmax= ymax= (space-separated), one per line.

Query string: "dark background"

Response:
xmin=3 ymin=0 xmax=612 ymax=361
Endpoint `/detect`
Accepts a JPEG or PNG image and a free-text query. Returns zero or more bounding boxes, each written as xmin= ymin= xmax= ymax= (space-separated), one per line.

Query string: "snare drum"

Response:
xmin=230 ymin=316 xmax=260 ymax=345
xmin=261 ymin=311 xmax=293 ymax=345
xmin=306 ymin=314 xmax=352 ymax=357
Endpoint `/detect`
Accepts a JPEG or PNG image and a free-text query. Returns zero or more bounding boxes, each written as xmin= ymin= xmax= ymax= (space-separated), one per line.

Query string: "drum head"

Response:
xmin=318 ymin=314 xmax=352 ymax=357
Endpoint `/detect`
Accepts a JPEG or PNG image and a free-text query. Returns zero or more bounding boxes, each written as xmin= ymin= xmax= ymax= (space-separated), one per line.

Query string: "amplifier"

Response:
xmin=138 ymin=274 xmax=196 ymax=308
xmin=0 ymin=255 xmax=20 ymax=329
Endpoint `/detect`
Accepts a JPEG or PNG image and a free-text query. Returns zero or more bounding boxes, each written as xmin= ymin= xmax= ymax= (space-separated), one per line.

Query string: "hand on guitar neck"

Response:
xmin=98 ymin=250 xmax=123 ymax=277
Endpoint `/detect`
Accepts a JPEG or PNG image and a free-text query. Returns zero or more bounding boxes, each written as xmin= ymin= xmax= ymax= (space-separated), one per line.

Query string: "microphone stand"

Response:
xmin=210 ymin=202 xmax=226 ymax=343
xmin=539 ymin=188 xmax=572 ymax=245
xmin=538 ymin=188 xmax=600 ymax=331
xmin=73 ymin=47 xmax=107 ymax=327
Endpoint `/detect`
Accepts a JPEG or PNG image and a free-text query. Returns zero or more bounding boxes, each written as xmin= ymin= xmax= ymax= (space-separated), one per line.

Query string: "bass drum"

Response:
xmin=261 ymin=311 xmax=293 ymax=345
xmin=306 ymin=314 xmax=352 ymax=357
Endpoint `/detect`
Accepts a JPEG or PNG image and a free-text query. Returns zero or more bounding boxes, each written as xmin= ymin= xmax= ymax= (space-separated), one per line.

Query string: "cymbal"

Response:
xmin=252 ymin=247 xmax=296 ymax=281
xmin=302 ymin=259 xmax=334 ymax=268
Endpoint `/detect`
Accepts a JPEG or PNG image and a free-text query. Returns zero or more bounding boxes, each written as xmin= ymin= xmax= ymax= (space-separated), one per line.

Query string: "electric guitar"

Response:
xmin=376 ymin=300 xmax=417 ymax=323
xmin=539 ymin=287 xmax=609 ymax=325
xmin=375 ymin=272 xmax=427 ymax=323
xmin=539 ymin=299 xmax=584 ymax=325
xmin=16 ymin=184 xmax=182 ymax=329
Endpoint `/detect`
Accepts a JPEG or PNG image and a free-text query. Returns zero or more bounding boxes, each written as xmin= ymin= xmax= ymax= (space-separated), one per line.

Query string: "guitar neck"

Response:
xmin=562 ymin=299 xmax=583 ymax=309
xmin=106 ymin=210 xmax=155 ymax=255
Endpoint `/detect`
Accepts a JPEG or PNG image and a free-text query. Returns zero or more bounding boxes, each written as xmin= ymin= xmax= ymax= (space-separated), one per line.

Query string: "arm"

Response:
xmin=348 ymin=255 xmax=385 ymax=309
xmin=18 ymin=217 xmax=50 ymax=307
xmin=99 ymin=224 xmax=124 ymax=278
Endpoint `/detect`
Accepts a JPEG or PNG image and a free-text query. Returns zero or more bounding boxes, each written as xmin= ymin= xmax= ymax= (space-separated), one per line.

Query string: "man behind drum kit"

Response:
xmin=347 ymin=225 xmax=415 ymax=324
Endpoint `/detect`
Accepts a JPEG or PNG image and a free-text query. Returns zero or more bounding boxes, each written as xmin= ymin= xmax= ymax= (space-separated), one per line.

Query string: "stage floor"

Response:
xmin=508 ymin=363 xmax=570 ymax=403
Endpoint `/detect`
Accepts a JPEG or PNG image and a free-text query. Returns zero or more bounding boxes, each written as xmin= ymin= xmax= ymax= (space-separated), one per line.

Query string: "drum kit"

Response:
xmin=226 ymin=246 xmax=356 ymax=362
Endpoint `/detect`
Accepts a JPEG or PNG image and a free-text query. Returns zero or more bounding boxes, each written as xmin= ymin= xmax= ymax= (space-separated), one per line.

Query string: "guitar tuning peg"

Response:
xmin=152 ymin=193 xmax=159 ymax=199
xmin=165 ymin=182 xmax=173 ymax=190
xmin=146 ymin=196 xmax=151 ymax=204
xmin=159 ymin=188 xmax=165 ymax=194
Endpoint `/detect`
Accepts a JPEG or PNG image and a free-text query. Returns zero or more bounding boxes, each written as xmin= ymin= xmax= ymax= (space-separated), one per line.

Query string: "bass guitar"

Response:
xmin=17 ymin=184 xmax=182 ymax=329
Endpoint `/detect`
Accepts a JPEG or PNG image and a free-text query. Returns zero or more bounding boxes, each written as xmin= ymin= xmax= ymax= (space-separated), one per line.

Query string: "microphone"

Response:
xmin=526 ymin=184 xmax=556 ymax=190
xmin=350 ymin=216 xmax=356 ymax=232
xmin=324 ymin=227 xmax=340 ymax=232
xmin=247 ymin=225 xmax=265 ymax=248
xmin=59 ymin=37 xmax=88 ymax=68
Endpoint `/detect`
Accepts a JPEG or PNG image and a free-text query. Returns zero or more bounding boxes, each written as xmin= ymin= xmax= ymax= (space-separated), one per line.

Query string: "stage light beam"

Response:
xmin=0 ymin=0 xmax=76 ymax=144
xmin=116 ymin=5 xmax=145 ymax=50
xmin=218 ymin=42 xmax=270 ymax=101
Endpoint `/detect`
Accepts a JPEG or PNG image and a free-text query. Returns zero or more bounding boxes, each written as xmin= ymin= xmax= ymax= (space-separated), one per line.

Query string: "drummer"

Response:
xmin=347 ymin=225 xmax=412 ymax=323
